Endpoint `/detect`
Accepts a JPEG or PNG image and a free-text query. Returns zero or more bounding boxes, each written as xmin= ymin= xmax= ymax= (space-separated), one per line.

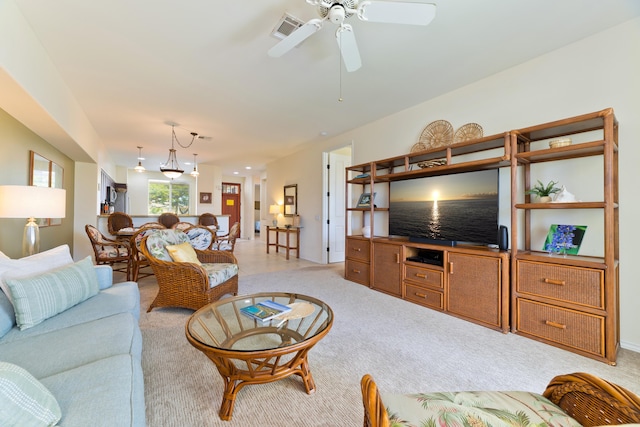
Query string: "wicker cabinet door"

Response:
xmin=372 ymin=242 xmax=402 ymax=296
xmin=447 ymin=252 xmax=503 ymax=329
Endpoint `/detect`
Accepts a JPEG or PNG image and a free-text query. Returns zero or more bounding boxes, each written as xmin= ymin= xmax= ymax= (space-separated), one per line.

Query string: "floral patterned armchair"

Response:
xmin=361 ymin=372 xmax=640 ymax=427
xmin=140 ymin=229 xmax=238 ymax=311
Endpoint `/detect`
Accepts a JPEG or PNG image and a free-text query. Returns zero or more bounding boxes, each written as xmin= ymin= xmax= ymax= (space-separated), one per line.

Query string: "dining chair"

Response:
xmin=85 ymin=224 xmax=131 ymax=280
xmin=158 ymin=212 xmax=180 ymax=229
xmin=107 ymin=212 xmax=133 ymax=235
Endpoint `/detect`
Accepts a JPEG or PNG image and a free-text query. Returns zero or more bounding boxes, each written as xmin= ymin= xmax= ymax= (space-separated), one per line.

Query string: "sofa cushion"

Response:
xmin=0 ymin=361 xmax=61 ymax=427
xmin=40 ymin=354 xmax=145 ymax=427
xmin=0 ymin=244 xmax=74 ymax=303
xmin=6 ymin=257 xmax=99 ymax=330
xmin=202 ymin=263 xmax=239 ymax=287
xmin=0 ymin=312 xmax=142 ymax=379
xmin=0 ymin=281 xmax=140 ymax=344
xmin=166 ymin=242 xmax=202 ymax=265
xmin=381 ymin=390 xmax=581 ymax=427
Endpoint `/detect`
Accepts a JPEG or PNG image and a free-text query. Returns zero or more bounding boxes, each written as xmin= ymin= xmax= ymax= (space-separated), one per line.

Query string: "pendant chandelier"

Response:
xmin=134 ymin=146 xmax=146 ymax=173
xmin=190 ymin=153 xmax=199 ymax=177
xmin=160 ymin=125 xmax=198 ymax=179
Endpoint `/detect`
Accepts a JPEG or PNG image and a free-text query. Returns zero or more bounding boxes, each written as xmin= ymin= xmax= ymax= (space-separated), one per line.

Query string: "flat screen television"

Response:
xmin=389 ymin=169 xmax=499 ymax=246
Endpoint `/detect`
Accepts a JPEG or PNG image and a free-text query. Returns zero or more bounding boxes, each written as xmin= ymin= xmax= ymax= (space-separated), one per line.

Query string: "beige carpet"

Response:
xmin=138 ymin=265 xmax=640 ymax=426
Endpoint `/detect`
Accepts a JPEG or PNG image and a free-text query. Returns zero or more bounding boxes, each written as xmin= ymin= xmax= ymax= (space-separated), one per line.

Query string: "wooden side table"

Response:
xmin=266 ymin=226 xmax=300 ymax=260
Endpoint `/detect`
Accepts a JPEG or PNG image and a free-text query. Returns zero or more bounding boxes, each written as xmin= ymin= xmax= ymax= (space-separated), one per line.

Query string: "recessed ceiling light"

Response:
xmin=319 ymin=131 xmax=328 ymax=136
xmin=233 ymin=171 xmax=239 ymax=175
xmin=245 ymin=166 xmax=252 ymax=170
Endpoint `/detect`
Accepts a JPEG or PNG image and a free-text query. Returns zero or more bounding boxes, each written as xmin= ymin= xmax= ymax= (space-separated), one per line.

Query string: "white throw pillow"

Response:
xmin=0 ymin=245 xmax=74 ymax=304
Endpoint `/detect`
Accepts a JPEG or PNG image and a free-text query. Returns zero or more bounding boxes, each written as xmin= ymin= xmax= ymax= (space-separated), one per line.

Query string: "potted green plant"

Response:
xmin=527 ymin=180 xmax=560 ymax=203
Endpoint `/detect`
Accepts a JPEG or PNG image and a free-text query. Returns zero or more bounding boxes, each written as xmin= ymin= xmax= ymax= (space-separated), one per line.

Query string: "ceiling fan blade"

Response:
xmin=358 ymin=1 xmax=436 ymax=26
xmin=336 ymin=24 xmax=361 ymax=72
xmin=268 ymin=18 xmax=324 ymax=58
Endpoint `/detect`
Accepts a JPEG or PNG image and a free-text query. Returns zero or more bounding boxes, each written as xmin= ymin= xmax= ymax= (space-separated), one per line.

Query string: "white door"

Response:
xmin=328 ymin=148 xmax=351 ymax=263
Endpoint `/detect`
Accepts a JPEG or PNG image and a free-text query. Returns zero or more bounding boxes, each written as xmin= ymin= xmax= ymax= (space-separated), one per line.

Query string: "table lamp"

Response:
xmin=0 ymin=185 xmax=66 ymax=256
xmin=269 ymin=204 xmax=281 ymax=226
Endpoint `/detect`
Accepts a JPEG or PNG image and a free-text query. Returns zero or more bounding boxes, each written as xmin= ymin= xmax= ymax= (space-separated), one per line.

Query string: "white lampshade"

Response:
xmin=269 ymin=204 xmax=281 ymax=215
xmin=0 ymin=185 xmax=66 ymax=256
xmin=0 ymin=186 xmax=66 ymax=218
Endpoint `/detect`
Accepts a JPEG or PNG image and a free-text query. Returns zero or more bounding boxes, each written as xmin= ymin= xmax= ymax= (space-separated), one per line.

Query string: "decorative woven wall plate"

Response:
xmin=453 ymin=123 xmax=483 ymax=143
xmin=418 ymin=120 xmax=454 ymax=149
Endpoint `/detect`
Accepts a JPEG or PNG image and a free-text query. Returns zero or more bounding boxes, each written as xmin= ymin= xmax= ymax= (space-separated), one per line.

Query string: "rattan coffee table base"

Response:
xmin=186 ymin=328 xmax=320 ymax=420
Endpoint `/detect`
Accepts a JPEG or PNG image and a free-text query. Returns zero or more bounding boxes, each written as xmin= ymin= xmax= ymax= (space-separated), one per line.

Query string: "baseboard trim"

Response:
xmin=620 ymin=340 xmax=640 ymax=353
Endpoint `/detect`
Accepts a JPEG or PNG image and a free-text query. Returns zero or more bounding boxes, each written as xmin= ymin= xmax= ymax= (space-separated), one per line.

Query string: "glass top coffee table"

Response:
xmin=185 ymin=292 xmax=334 ymax=421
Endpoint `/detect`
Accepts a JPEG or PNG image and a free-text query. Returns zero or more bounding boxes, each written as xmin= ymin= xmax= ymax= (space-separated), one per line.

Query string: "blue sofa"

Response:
xmin=0 ymin=247 xmax=145 ymax=427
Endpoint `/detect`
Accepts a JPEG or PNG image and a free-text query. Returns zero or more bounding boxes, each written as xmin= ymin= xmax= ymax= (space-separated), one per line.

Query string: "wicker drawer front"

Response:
xmin=346 ymin=259 xmax=370 ymax=285
xmin=404 ymin=283 xmax=443 ymax=310
xmin=404 ymin=265 xmax=443 ymax=289
xmin=346 ymin=239 xmax=370 ymax=262
xmin=517 ymin=299 xmax=604 ymax=357
xmin=517 ymin=261 xmax=604 ymax=309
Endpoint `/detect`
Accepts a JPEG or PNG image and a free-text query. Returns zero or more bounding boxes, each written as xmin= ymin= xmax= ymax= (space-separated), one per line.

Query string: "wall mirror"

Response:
xmin=30 ymin=151 xmax=64 ymax=226
xmin=283 ymin=184 xmax=297 ymax=216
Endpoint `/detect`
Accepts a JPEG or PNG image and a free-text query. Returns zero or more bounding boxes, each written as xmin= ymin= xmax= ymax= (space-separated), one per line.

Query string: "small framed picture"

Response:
xmin=356 ymin=192 xmax=376 ymax=208
xmin=543 ymin=224 xmax=587 ymax=255
xmin=200 ymin=192 xmax=212 ymax=204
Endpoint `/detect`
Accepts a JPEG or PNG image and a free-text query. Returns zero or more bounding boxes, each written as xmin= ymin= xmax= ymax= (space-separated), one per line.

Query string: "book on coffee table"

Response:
xmin=240 ymin=300 xmax=292 ymax=322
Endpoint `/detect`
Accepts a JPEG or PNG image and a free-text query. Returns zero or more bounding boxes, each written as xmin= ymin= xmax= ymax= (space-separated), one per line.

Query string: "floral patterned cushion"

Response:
xmin=97 ymin=246 xmax=128 ymax=258
xmin=211 ymin=241 xmax=233 ymax=251
xmin=145 ymin=230 xmax=190 ymax=261
xmin=381 ymin=390 xmax=581 ymax=427
xmin=185 ymin=228 xmax=214 ymax=250
xmin=202 ymin=263 xmax=239 ymax=287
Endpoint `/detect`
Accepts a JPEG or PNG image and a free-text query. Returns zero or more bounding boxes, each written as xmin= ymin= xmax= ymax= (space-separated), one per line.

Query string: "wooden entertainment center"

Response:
xmin=344 ymin=109 xmax=619 ymax=364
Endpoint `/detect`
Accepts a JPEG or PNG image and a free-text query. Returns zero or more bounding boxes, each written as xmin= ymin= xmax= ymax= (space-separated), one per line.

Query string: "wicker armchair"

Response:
xmin=212 ymin=221 xmax=239 ymax=252
xmin=139 ymin=229 xmax=238 ymax=312
xmin=85 ymin=224 xmax=131 ymax=280
xmin=361 ymin=373 xmax=640 ymax=427
xmin=107 ymin=212 xmax=133 ymax=235
xmin=158 ymin=212 xmax=180 ymax=229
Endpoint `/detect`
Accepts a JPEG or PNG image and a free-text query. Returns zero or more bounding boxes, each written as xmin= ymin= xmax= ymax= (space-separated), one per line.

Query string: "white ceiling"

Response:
xmin=14 ymin=0 xmax=640 ymax=177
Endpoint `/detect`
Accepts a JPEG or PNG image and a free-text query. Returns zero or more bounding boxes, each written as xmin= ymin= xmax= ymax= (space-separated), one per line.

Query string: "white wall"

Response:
xmin=267 ymin=18 xmax=640 ymax=350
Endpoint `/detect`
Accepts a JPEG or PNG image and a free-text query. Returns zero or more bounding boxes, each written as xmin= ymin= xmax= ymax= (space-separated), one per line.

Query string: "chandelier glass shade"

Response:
xmin=160 ymin=126 xmax=185 ymax=178
xmin=134 ymin=146 xmax=146 ymax=173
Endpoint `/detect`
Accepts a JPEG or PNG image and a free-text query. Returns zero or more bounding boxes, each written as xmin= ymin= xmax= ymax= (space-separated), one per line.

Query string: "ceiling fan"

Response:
xmin=268 ymin=0 xmax=436 ymax=72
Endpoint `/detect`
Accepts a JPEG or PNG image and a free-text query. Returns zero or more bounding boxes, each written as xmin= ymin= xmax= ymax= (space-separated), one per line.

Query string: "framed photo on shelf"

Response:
xmin=543 ymin=224 xmax=587 ymax=255
xmin=356 ymin=192 xmax=376 ymax=208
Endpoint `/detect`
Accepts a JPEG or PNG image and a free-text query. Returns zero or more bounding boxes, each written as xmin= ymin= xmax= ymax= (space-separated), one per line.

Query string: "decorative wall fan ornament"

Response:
xmin=268 ymin=0 xmax=436 ymax=72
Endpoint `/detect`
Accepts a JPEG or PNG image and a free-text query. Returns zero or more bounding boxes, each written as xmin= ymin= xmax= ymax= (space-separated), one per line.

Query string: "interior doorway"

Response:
xmin=221 ymin=183 xmax=241 ymax=236
xmin=323 ymin=144 xmax=352 ymax=264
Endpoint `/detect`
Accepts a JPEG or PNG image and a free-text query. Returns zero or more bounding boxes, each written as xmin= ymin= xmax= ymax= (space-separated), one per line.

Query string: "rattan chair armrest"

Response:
xmin=543 ymin=372 xmax=640 ymax=426
xmin=361 ymin=375 xmax=389 ymax=427
xmin=195 ymin=249 xmax=238 ymax=265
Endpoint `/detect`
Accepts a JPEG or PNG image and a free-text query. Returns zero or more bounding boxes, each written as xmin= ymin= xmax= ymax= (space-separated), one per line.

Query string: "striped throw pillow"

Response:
xmin=5 ymin=256 xmax=99 ymax=330
xmin=0 ymin=361 xmax=61 ymax=426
